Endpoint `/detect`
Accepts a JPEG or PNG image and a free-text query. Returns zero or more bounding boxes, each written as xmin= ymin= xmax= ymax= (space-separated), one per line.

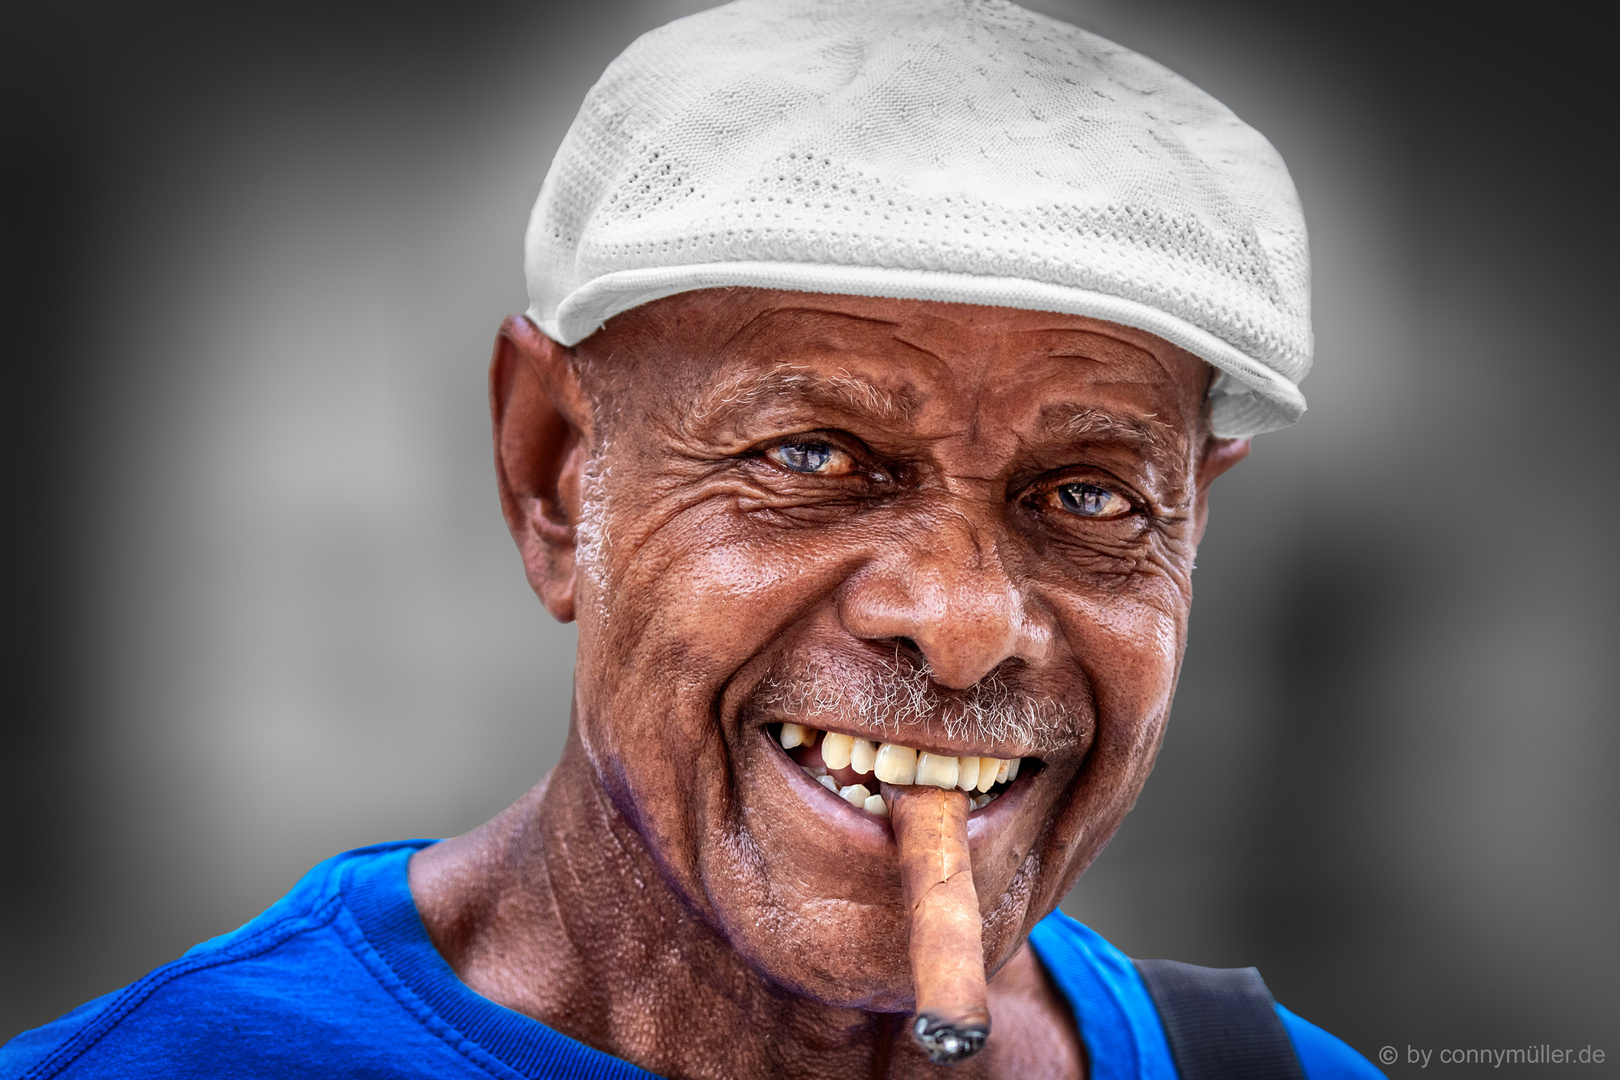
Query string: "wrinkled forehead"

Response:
xmin=576 ymin=288 xmax=1214 ymax=449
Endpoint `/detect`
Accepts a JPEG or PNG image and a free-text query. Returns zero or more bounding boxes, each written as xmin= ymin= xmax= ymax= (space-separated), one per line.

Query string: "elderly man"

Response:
xmin=3 ymin=1 xmax=1382 ymax=1077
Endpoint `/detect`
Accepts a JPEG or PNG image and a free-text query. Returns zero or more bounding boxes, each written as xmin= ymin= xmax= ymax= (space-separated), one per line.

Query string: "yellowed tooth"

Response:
xmin=955 ymin=755 xmax=980 ymax=792
xmin=821 ymin=732 xmax=854 ymax=770
xmin=863 ymin=793 xmax=889 ymax=817
xmin=780 ymin=722 xmax=813 ymax=749
xmin=873 ymin=743 xmax=918 ymax=785
xmin=914 ymin=752 xmax=959 ymax=790
xmin=849 ymin=738 xmax=877 ymax=776
xmin=995 ymin=757 xmax=1011 ymax=784
xmin=838 ymin=783 xmax=871 ymax=807
xmin=1004 ymin=757 xmax=1021 ymax=784
xmin=975 ymin=757 xmax=999 ymax=793
xmin=818 ymin=774 xmax=839 ymax=792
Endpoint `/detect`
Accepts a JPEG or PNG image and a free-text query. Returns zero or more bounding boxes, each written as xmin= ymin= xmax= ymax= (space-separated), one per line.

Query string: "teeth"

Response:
xmin=779 ymin=723 xmax=814 ymax=749
xmin=779 ymin=724 xmax=1025 ymax=800
xmin=820 ymin=732 xmax=854 ymax=770
xmin=849 ymin=738 xmax=877 ymax=776
xmin=873 ymin=743 xmax=918 ymax=785
xmin=914 ymin=751 xmax=959 ymax=790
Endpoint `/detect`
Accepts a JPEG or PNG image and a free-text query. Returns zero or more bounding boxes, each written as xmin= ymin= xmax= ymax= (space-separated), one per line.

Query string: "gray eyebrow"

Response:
xmin=1042 ymin=404 xmax=1190 ymax=469
xmin=689 ymin=363 xmax=915 ymax=428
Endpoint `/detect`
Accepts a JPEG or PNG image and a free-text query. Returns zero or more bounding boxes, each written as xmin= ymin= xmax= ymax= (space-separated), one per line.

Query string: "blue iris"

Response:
xmin=1058 ymin=483 xmax=1119 ymax=517
xmin=776 ymin=442 xmax=835 ymax=473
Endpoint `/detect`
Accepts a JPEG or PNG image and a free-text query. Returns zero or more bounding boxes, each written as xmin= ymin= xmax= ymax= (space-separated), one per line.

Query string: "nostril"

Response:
xmin=892 ymin=637 xmax=921 ymax=657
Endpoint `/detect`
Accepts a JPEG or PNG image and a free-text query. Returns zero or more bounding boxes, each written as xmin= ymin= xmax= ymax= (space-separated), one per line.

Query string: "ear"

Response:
xmin=1190 ymin=436 xmax=1250 ymax=547
xmin=489 ymin=315 xmax=593 ymax=622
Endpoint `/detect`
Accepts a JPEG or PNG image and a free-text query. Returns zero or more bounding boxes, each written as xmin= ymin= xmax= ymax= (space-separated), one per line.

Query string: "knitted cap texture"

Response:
xmin=526 ymin=0 xmax=1311 ymax=436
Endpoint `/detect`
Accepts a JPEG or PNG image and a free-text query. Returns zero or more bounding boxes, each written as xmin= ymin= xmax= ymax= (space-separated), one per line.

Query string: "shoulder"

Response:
xmin=0 ymin=842 xmax=443 ymax=1080
xmin=1028 ymin=910 xmax=1384 ymax=1080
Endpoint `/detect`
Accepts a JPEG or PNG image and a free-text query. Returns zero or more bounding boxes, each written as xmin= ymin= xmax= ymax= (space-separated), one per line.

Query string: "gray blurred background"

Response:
xmin=3 ymin=0 xmax=1615 ymax=1072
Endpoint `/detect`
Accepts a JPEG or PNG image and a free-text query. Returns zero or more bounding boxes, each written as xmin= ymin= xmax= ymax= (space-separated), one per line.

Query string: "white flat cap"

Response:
xmin=526 ymin=0 xmax=1311 ymax=437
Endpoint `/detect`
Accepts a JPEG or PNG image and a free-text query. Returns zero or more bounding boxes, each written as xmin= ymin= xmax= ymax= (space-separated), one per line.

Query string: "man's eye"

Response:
xmin=1056 ymin=483 xmax=1132 ymax=519
xmin=767 ymin=441 xmax=853 ymax=475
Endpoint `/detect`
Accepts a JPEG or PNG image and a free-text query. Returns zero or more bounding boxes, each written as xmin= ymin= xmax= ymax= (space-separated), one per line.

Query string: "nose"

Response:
xmin=837 ymin=510 xmax=1052 ymax=689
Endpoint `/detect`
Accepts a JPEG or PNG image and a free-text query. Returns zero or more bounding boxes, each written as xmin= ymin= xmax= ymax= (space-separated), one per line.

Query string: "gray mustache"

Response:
xmin=758 ymin=653 xmax=1082 ymax=751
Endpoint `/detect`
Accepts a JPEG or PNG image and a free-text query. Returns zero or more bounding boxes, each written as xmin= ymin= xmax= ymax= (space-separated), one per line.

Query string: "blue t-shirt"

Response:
xmin=2 ymin=841 xmax=1381 ymax=1079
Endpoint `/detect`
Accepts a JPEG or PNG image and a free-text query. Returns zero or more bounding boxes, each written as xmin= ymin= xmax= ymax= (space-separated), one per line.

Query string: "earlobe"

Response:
xmin=489 ymin=315 xmax=592 ymax=623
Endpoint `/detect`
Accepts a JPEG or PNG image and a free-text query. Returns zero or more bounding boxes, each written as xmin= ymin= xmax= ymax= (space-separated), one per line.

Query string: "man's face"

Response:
xmin=554 ymin=289 xmax=1219 ymax=1009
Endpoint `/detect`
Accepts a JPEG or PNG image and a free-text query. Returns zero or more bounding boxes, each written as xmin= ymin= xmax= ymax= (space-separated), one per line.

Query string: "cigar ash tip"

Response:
xmin=911 ymin=1012 xmax=989 ymax=1065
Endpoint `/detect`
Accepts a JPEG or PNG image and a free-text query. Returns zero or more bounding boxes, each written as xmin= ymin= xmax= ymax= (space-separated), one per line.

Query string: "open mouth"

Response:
xmin=767 ymin=722 xmax=1035 ymax=818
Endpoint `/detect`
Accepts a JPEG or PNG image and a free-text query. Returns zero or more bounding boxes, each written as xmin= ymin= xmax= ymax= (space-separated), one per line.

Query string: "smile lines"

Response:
xmin=775 ymin=722 xmax=1025 ymax=816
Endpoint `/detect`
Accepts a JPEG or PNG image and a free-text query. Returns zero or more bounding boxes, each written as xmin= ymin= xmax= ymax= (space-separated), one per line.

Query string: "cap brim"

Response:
xmin=533 ymin=261 xmax=1306 ymax=438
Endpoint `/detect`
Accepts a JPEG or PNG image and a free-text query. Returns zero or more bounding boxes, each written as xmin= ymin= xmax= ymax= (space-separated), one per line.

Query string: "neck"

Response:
xmin=409 ymin=731 xmax=1079 ymax=1080
xmin=411 ymin=732 xmax=913 ymax=1078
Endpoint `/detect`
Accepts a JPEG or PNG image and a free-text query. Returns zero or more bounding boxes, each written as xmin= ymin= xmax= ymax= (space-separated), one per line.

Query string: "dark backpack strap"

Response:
xmin=1134 ymin=959 xmax=1305 ymax=1080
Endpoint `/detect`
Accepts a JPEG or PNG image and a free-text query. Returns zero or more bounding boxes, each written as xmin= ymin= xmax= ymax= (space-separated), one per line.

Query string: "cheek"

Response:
xmin=616 ymin=517 xmax=850 ymax=679
xmin=570 ymin=502 xmax=865 ymax=838
xmin=1052 ymin=585 xmax=1187 ymax=784
xmin=1017 ymin=589 xmax=1188 ymax=914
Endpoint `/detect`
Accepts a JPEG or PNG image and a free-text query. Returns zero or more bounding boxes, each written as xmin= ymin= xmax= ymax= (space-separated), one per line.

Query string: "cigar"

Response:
xmin=883 ymin=782 xmax=990 ymax=1065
